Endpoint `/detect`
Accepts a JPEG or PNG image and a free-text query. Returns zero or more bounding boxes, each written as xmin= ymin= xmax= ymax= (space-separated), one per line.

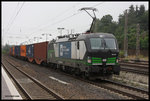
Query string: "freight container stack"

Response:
xmin=26 ymin=44 xmax=34 ymax=62
xmin=34 ymin=42 xmax=48 ymax=64
xmin=11 ymin=47 xmax=13 ymax=55
xmin=9 ymin=47 xmax=12 ymax=55
xmin=12 ymin=46 xmax=15 ymax=56
xmin=14 ymin=46 xmax=20 ymax=57
xmin=20 ymin=45 xmax=26 ymax=59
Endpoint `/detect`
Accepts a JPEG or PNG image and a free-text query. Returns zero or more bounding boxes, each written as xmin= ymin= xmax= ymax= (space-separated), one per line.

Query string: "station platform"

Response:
xmin=2 ymin=66 xmax=22 ymax=99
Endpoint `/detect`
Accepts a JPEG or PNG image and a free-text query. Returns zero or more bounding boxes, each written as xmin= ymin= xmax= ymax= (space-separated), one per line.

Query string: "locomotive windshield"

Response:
xmin=90 ymin=38 xmax=104 ymax=49
xmin=104 ymin=38 xmax=116 ymax=49
xmin=90 ymin=38 xmax=117 ymax=50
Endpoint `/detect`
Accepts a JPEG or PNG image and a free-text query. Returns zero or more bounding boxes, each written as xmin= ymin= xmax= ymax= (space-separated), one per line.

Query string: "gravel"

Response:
xmin=6 ymin=55 xmax=130 ymax=99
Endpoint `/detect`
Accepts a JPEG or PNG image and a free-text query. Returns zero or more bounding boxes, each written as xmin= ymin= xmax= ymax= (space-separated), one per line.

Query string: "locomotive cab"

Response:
xmin=77 ymin=33 xmax=120 ymax=78
xmin=48 ymin=32 xmax=120 ymax=79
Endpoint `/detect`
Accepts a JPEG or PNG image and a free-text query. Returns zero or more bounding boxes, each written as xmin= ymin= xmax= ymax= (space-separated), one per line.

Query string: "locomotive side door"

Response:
xmin=77 ymin=41 xmax=86 ymax=60
xmin=77 ymin=41 xmax=80 ymax=59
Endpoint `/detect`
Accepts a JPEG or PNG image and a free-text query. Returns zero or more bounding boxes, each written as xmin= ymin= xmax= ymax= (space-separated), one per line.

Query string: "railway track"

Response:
xmin=120 ymin=62 xmax=148 ymax=69
xmin=2 ymin=57 xmax=64 ymax=100
xmin=129 ymin=59 xmax=148 ymax=63
xmin=99 ymin=79 xmax=149 ymax=99
xmin=119 ymin=59 xmax=148 ymax=63
xmin=3 ymin=55 xmax=149 ymax=99
xmin=69 ymin=75 xmax=149 ymax=99
xmin=120 ymin=61 xmax=149 ymax=66
xmin=119 ymin=61 xmax=149 ymax=75
xmin=65 ymin=73 xmax=149 ymax=99
xmin=120 ymin=66 xmax=148 ymax=75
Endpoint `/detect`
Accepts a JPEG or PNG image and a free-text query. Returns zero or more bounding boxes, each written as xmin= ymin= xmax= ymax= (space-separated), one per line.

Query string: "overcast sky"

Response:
xmin=2 ymin=1 xmax=149 ymax=46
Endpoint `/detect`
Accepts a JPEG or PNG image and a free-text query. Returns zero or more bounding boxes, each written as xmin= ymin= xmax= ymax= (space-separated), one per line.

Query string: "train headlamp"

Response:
xmin=102 ymin=59 xmax=107 ymax=62
xmin=87 ymin=56 xmax=91 ymax=63
xmin=116 ymin=59 xmax=119 ymax=63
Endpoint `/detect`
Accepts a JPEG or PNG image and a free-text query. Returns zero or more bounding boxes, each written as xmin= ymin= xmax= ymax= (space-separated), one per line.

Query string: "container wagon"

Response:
xmin=14 ymin=46 xmax=20 ymax=57
xmin=26 ymin=44 xmax=34 ymax=62
xmin=12 ymin=46 xmax=15 ymax=56
xmin=34 ymin=42 xmax=48 ymax=65
xmin=9 ymin=47 xmax=12 ymax=55
xmin=20 ymin=45 xmax=26 ymax=59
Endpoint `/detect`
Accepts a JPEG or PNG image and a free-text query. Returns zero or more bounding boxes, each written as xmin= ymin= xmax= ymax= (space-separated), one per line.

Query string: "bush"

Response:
xmin=119 ymin=50 xmax=125 ymax=58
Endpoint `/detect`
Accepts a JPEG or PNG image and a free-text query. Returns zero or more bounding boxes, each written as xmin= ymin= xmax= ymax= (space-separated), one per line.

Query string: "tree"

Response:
xmin=87 ymin=4 xmax=148 ymax=50
xmin=128 ymin=5 xmax=137 ymax=26
xmin=93 ymin=14 xmax=117 ymax=34
xmin=2 ymin=44 xmax=11 ymax=54
xmin=101 ymin=14 xmax=113 ymax=25
xmin=138 ymin=5 xmax=145 ymax=16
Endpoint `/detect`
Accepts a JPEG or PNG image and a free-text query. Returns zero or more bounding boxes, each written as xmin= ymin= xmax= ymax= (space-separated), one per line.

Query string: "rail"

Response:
xmin=2 ymin=58 xmax=64 ymax=100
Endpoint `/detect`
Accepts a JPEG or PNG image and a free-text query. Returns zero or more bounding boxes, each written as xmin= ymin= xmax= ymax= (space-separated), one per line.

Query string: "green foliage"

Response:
xmin=140 ymin=32 xmax=149 ymax=49
xmin=92 ymin=4 xmax=148 ymax=50
xmin=119 ymin=50 xmax=125 ymax=58
xmin=2 ymin=44 xmax=11 ymax=54
xmin=93 ymin=14 xmax=118 ymax=34
xmin=127 ymin=25 xmax=136 ymax=49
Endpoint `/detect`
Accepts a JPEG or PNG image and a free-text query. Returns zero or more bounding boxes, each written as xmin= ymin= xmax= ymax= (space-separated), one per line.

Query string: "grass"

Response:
xmin=120 ymin=55 xmax=148 ymax=61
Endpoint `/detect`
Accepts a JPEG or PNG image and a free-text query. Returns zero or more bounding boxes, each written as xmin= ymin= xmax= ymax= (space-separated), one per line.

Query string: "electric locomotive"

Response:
xmin=47 ymin=33 xmax=120 ymax=79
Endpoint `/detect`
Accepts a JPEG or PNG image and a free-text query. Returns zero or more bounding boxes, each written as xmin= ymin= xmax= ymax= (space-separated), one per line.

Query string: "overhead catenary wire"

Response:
xmin=4 ymin=2 xmax=20 ymax=30
xmin=25 ymin=3 xmax=80 ymax=37
xmin=26 ymin=2 xmax=105 ymax=42
xmin=28 ymin=10 xmax=82 ymax=38
xmin=3 ymin=2 xmax=20 ymax=46
xmin=92 ymin=2 xmax=104 ymax=7
xmin=25 ymin=2 xmax=105 ymax=37
xmin=8 ymin=2 xmax=105 ymax=44
xmin=6 ymin=2 xmax=25 ymax=34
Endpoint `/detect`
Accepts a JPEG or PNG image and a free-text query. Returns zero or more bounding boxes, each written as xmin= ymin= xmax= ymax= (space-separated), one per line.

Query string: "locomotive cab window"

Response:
xmin=104 ymin=38 xmax=117 ymax=49
xmin=90 ymin=38 xmax=104 ymax=49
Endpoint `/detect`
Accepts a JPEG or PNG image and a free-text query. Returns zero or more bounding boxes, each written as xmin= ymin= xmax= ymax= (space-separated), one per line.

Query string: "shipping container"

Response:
xmin=34 ymin=41 xmax=48 ymax=64
xmin=26 ymin=44 xmax=34 ymax=58
xmin=12 ymin=46 xmax=15 ymax=56
xmin=11 ymin=47 xmax=13 ymax=55
xmin=14 ymin=46 xmax=20 ymax=56
xmin=9 ymin=48 xmax=11 ymax=55
xmin=20 ymin=45 xmax=26 ymax=57
xmin=9 ymin=47 xmax=13 ymax=55
xmin=26 ymin=44 xmax=34 ymax=62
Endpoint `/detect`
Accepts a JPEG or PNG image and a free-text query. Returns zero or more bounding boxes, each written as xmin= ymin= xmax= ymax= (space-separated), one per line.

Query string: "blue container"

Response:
xmin=59 ymin=42 xmax=71 ymax=58
xmin=26 ymin=44 xmax=34 ymax=58
xmin=11 ymin=47 xmax=13 ymax=54
xmin=14 ymin=46 xmax=20 ymax=56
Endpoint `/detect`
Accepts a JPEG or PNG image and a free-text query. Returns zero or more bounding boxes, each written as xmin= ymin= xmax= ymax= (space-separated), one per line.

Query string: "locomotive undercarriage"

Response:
xmin=48 ymin=61 xmax=119 ymax=80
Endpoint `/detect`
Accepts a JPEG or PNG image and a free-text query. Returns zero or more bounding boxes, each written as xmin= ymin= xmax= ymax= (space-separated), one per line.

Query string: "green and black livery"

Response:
xmin=47 ymin=33 xmax=120 ymax=79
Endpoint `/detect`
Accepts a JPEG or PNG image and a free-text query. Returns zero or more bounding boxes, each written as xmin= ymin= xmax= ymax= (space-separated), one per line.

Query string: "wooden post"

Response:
xmin=136 ymin=23 xmax=140 ymax=60
xmin=124 ymin=10 xmax=128 ymax=57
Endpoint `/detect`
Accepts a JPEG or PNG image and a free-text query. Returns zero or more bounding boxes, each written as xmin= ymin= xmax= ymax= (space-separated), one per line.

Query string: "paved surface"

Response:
xmin=2 ymin=66 xmax=22 ymax=100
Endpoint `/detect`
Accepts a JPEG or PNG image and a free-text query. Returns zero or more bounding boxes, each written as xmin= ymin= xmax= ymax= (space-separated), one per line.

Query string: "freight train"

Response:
xmin=9 ymin=33 xmax=120 ymax=80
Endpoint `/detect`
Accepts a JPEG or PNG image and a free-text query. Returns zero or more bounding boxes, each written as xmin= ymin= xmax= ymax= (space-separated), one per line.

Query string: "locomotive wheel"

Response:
xmin=81 ymin=72 xmax=89 ymax=80
xmin=74 ymin=68 xmax=81 ymax=76
xmin=51 ymin=63 xmax=57 ymax=69
xmin=61 ymin=66 xmax=65 ymax=71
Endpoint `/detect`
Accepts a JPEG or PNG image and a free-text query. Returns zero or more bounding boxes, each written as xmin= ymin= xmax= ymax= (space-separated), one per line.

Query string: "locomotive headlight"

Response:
xmin=87 ymin=56 xmax=91 ymax=63
xmin=116 ymin=58 xmax=119 ymax=63
xmin=102 ymin=59 xmax=107 ymax=62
